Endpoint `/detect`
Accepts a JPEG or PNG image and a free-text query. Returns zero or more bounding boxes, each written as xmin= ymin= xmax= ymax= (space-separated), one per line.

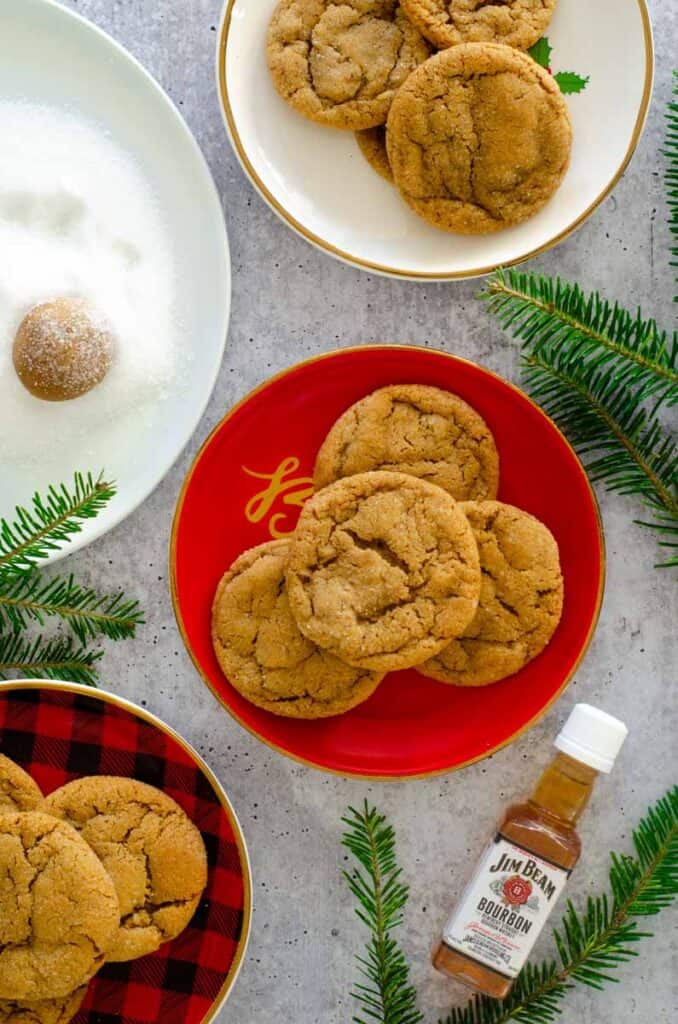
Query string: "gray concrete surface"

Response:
xmin=29 ymin=1 xmax=678 ymax=1020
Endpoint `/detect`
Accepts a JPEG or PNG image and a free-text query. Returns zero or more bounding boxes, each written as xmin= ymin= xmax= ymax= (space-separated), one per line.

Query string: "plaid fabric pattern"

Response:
xmin=0 ymin=686 xmax=247 ymax=1024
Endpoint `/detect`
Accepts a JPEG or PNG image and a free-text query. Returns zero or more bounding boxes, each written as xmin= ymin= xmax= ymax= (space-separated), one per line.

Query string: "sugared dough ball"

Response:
xmin=13 ymin=298 xmax=114 ymax=401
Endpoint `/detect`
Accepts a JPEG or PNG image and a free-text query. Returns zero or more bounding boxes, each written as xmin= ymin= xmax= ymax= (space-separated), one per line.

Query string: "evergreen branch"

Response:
xmin=523 ymin=352 xmax=677 ymax=512
xmin=483 ymin=269 xmax=678 ymax=394
xmin=442 ymin=787 xmax=678 ymax=1024
xmin=0 ymin=632 xmax=102 ymax=687
xmin=0 ymin=472 xmax=115 ymax=578
xmin=480 ymin=269 xmax=678 ymax=565
xmin=666 ymin=73 xmax=678 ymax=292
xmin=0 ymin=572 xmax=143 ymax=644
xmin=343 ymin=802 xmax=423 ymax=1024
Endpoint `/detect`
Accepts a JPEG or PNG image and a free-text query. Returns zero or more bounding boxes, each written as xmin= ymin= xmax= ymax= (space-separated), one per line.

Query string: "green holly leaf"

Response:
xmin=528 ymin=36 xmax=552 ymax=68
xmin=554 ymin=71 xmax=590 ymax=95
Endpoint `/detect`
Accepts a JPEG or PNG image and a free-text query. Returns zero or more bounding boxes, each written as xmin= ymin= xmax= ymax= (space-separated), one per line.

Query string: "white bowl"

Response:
xmin=0 ymin=0 xmax=230 ymax=560
xmin=217 ymin=0 xmax=653 ymax=280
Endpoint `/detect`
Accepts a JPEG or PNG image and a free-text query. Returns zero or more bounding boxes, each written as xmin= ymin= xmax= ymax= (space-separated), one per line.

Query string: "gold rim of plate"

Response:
xmin=216 ymin=0 xmax=654 ymax=280
xmin=169 ymin=344 xmax=607 ymax=781
xmin=0 ymin=678 xmax=252 ymax=1023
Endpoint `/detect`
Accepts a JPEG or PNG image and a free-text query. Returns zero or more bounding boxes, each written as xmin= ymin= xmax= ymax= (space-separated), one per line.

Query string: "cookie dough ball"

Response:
xmin=212 ymin=540 xmax=384 ymax=718
xmin=386 ymin=43 xmax=572 ymax=234
xmin=286 ymin=471 xmax=481 ymax=672
xmin=419 ymin=501 xmax=564 ymax=686
xmin=0 ymin=813 xmax=120 ymax=1001
xmin=400 ymin=0 xmax=557 ymax=52
xmin=314 ymin=384 xmax=500 ymax=500
xmin=40 ymin=777 xmax=208 ymax=963
xmin=0 ymin=756 xmax=43 ymax=814
xmin=267 ymin=1 xmax=431 ymax=130
xmin=13 ymin=298 xmax=114 ymax=402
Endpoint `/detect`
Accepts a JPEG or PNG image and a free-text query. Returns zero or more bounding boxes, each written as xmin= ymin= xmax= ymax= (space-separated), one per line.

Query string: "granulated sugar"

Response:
xmin=0 ymin=101 xmax=178 ymax=467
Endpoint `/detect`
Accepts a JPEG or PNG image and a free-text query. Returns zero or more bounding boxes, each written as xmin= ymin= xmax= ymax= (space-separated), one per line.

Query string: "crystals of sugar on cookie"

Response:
xmin=386 ymin=43 xmax=573 ymax=233
xmin=313 ymin=384 xmax=500 ymax=499
xmin=419 ymin=501 xmax=564 ymax=686
xmin=13 ymin=298 xmax=115 ymax=401
xmin=267 ymin=0 xmax=430 ymax=130
xmin=211 ymin=539 xmax=384 ymax=718
xmin=400 ymin=0 xmax=558 ymax=51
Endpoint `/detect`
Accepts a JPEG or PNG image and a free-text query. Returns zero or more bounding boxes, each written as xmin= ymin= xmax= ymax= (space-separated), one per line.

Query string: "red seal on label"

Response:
xmin=503 ymin=876 xmax=533 ymax=906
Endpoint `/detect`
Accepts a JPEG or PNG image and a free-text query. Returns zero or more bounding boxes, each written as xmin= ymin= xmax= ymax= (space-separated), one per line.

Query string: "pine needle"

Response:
xmin=442 ymin=787 xmax=678 ymax=1024
xmin=0 ymin=572 xmax=144 ymax=643
xmin=0 ymin=472 xmax=116 ymax=578
xmin=666 ymin=71 xmax=678 ymax=293
xmin=0 ymin=633 xmax=102 ymax=687
xmin=343 ymin=802 xmax=423 ymax=1024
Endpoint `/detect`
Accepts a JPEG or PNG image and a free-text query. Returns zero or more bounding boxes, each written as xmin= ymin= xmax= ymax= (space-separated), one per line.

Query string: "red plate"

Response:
xmin=171 ymin=346 xmax=604 ymax=779
xmin=0 ymin=681 xmax=251 ymax=1024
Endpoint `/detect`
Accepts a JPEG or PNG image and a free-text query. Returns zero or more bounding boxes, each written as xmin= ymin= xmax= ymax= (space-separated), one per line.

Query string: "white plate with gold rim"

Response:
xmin=1 ymin=0 xmax=230 ymax=560
xmin=217 ymin=0 xmax=653 ymax=281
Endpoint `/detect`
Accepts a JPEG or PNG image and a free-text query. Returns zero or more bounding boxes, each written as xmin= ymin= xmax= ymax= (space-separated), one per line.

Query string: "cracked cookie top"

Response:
xmin=0 ymin=813 xmax=119 ymax=1001
xmin=267 ymin=0 xmax=430 ymax=130
xmin=286 ymin=471 xmax=481 ymax=672
xmin=40 ymin=777 xmax=207 ymax=964
xmin=400 ymin=0 xmax=557 ymax=51
xmin=0 ymin=986 xmax=88 ymax=1024
xmin=0 ymin=756 xmax=43 ymax=814
xmin=419 ymin=501 xmax=564 ymax=686
xmin=314 ymin=384 xmax=499 ymax=499
xmin=386 ymin=43 xmax=572 ymax=234
xmin=212 ymin=540 xmax=384 ymax=718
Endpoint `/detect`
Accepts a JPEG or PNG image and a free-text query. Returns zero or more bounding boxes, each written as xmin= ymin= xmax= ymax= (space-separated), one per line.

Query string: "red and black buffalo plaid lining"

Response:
xmin=0 ymin=685 xmax=248 ymax=1024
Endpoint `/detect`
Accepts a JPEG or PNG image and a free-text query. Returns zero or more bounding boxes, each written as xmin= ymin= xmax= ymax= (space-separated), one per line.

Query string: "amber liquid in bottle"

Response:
xmin=433 ymin=753 xmax=598 ymax=999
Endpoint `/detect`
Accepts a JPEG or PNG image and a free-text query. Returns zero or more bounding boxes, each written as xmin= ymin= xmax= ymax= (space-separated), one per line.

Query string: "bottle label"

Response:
xmin=442 ymin=835 xmax=570 ymax=979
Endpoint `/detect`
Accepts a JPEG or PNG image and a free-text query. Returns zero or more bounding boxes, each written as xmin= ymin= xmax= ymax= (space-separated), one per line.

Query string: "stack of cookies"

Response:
xmin=0 ymin=757 xmax=207 ymax=1024
xmin=266 ymin=0 xmax=571 ymax=234
xmin=211 ymin=385 xmax=564 ymax=720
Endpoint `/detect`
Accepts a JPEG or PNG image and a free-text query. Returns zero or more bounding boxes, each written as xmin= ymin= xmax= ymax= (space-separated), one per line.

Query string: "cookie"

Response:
xmin=419 ymin=501 xmax=564 ymax=686
xmin=0 ymin=987 xmax=88 ymax=1024
xmin=40 ymin=777 xmax=208 ymax=963
xmin=0 ymin=813 xmax=119 ymax=1001
xmin=386 ymin=43 xmax=572 ymax=234
xmin=314 ymin=384 xmax=499 ymax=500
xmin=355 ymin=126 xmax=394 ymax=182
xmin=400 ymin=0 xmax=557 ymax=51
xmin=286 ymin=471 xmax=481 ymax=672
xmin=267 ymin=1 xmax=430 ymax=130
xmin=212 ymin=540 xmax=384 ymax=718
xmin=0 ymin=756 xmax=42 ymax=813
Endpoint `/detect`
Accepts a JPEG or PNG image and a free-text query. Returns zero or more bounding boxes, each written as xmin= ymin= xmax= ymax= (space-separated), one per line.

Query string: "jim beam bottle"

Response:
xmin=433 ymin=704 xmax=628 ymax=998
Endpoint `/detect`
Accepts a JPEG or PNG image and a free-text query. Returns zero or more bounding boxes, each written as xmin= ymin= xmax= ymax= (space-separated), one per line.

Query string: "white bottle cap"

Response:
xmin=554 ymin=703 xmax=628 ymax=773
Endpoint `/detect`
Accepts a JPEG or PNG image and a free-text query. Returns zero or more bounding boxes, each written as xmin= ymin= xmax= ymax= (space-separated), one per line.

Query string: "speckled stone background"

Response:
xmin=30 ymin=0 xmax=678 ymax=1020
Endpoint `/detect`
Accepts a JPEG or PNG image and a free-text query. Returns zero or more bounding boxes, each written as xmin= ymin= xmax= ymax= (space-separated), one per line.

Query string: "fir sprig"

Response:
xmin=442 ymin=788 xmax=678 ymax=1024
xmin=0 ymin=472 xmax=115 ymax=579
xmin=0 ymin=633 xmax=102 ymax=687
xmin=481 ymin=269 xmax=678 ymax=566
xmin=666 ymin=72 xmax=678 ymax=292
xmin=343 ymin=803 xmax=423 ymax=1024
xmin=482 ymin=269 xmax=677 ymax=397
xmin=0 ymin=471 xmax=142 ymax=686
xmin=0 ymin=573 xmax=143 ymax=643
